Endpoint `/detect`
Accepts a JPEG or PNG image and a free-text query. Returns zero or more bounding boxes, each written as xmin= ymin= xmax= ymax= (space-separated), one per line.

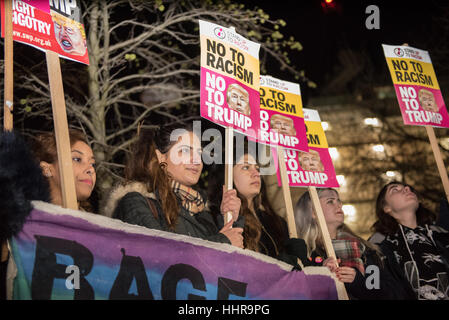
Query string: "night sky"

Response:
xmin=247 ymin=0 xmax=446 ymax=95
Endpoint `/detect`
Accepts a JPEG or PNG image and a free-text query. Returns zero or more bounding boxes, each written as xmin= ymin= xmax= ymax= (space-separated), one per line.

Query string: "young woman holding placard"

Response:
xmin=295 ymin=188 xmax=414 ymax=299
xmin=104 ymin=122 xmax=243 ymax=247
xmin=207 ymin=144 xmax=308 ymax=268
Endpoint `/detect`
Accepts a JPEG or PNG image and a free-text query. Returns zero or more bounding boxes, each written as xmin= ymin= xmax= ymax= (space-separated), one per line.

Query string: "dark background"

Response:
xmin=246 ymin=0 xmax=446 ymax=103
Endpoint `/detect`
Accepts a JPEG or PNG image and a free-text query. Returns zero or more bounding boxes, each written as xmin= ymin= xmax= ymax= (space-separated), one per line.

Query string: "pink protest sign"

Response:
xmin=258 ymin=75 xmax=309 ymax=151
xmin=383 ymin=44 xmax=449 ymax=128
xmin=274 ymin=108 xmax=339 ymax=188
xmin=1 ymin=0 xmax=89 ymax=65
xmin=21 ymin=0 xmax=49 ymax=13
xmin=199 ymin=20 xmax=260 ymax=138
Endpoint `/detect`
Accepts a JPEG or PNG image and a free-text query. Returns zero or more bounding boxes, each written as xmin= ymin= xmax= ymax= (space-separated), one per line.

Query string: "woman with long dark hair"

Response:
xmin=371 ymin=181 xmax=449 ymax=300
xmin=103 ymin=122 xmax=243 ymax=247
xmin=32 ymin=129 xmax=96 ymax=211
xmin=207 ymin=144 xmax=307 ymax=268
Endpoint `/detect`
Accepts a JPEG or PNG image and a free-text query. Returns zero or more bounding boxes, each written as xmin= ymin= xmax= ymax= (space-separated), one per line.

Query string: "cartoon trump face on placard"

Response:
xmin=299 ymin=150 xmax=324 ymax=172
xmin=51 ymin=11 xmax=87 ymax=56
xmin=270 ymin=113 xmax=297 ymax=136
xmin=226 ymin=83 xmax=251 ymax=115
xmin=418 ymin=88 xmax=439 ymax=112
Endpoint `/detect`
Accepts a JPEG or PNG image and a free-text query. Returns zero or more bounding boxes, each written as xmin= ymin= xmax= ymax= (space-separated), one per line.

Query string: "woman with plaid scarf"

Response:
xmin=294 ymin=188 xmax=412 ymax=299
xmin=103 ymin=122 xmax=244 ymax=248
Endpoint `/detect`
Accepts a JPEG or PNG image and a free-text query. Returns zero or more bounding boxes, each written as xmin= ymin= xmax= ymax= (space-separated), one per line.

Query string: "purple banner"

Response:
xmin=8 ymin=201 xmax=340 ymax=300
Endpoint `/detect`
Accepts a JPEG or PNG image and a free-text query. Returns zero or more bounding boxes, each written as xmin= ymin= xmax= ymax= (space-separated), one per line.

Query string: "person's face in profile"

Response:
xmin=299 ymin=151 xmax=323 ymax=171
xmin=53 ymin=16 xmax=87 ymax=56
xmin=419 ymin=90 xmax=438 ymax=112
xmin=270 ymin=115 xmax=296 ymax=136
xmin=227 ymin=86 xmax=250 ymax=115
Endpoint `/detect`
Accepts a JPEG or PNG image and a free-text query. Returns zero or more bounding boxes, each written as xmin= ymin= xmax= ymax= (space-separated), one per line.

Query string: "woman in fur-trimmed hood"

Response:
xmin=102 ymin=122 xmax=244 ymax=247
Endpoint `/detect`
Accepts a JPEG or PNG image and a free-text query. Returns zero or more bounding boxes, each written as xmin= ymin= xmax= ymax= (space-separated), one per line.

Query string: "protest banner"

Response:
xmin=383 ymin=44 xmax=449 ymax=202
xmin=274 ymin=108 xmax=339 ymax=188
xmin=1 ymin=0 xmax=89 ymax=65
xmin=6 ymin=201 xmax=343 ymax=300
xmin=259 ymin=75 xmax=308 ymax=151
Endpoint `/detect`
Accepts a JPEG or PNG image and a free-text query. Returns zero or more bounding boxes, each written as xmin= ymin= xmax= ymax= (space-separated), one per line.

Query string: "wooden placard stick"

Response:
xmin=276 ymin=145 xmax=298 ymax=238
xmin=425 ymin=125 xmax=449 ymax=203
xmin=3 ymin=0 xmax=13 ymax=132
xmin=2 ymin=0 xmax=14 ymax=263
xmin=45 ymin=51 xmax=78 ymax=210
xmin=400 ymin=44 xmax=449 ymax=203
xmin=224 ymin=25 xmax=237 ymax=224
xmin=224 ymin=126 xmax=234 ymax=224
xmin=309 ymin=185 xmax=349 ymax=300
xmin=276 ymin=145 xmax=306 ymax=270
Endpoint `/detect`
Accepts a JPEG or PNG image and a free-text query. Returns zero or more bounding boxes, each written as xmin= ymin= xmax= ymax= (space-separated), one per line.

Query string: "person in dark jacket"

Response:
xmin=0 ymin=129 xmax=95 ymax=299
xmin=104 ymin=122 xmax=243 ymax=247
xmin=294 ymin=188 xmax=413 ymax=299
xmin=370 ymin=181 xmax=449 ymax=300
xmin=206 ymin=145 xmax=308 ymax=270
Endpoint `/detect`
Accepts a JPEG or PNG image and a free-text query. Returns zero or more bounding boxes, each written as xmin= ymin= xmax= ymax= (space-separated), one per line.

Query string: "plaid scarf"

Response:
xmin=332 ymin=230 xmax=366 ymax=275
xmin=171 ymin=180 xmax=205 ymax=215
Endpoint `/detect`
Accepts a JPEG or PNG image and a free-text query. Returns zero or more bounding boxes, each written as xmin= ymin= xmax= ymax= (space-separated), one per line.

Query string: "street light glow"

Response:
xmin=373 ymin=144 xmax=384 ymax=152
xmin=386 ymin=171 xmax=396 ymax=177
xmin=343 ymin=205 xmax=356 ymax=223
xmin=364 ymin=118 xmax=381 ymax=126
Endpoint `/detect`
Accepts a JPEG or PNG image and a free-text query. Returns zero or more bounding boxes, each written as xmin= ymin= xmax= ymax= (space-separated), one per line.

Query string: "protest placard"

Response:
xmin=1 ymin=0 xmax=89 ymax=64
xmin=384 ymin=44 xmax=449 ymax=203
xmin=199 ymin=20 xmax=260 ymax=138
xmin=382 ymin=44 xmax=448 ymax=128
xmin=258 ymin=75 xmax=308 ymax=151
xmin=274 ymin=108 xmax=339 ymax=188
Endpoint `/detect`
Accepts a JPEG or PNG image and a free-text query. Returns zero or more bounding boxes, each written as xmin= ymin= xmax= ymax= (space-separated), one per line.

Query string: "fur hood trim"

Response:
xmin=101 ymin=181 xmax=156 ymax=218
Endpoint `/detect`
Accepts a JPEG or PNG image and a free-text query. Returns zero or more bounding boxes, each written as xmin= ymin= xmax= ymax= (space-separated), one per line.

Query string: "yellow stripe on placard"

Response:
xmin=260 ymin=87 xmax=303 ymax=117
xmin=200 ymin=36 xmax=260 ymax=90
xmin=305 ymin=121 xmax=328 ymax=148
xmin=385 ymin=58 xmax=440 ymax=90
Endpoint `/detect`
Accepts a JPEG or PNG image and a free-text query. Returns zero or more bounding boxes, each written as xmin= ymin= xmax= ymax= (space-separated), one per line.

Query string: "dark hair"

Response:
xmin=373 ymin=181 xmax=436 ymax=235
xmin=124 ymin=122 xmax=196 ymax=230
xmin=32 ymin=129 xmax=93 ymax=211
xmin=32 ymin=129 xmax=89 ymax=164
xmin=207 ymin=141 xmax=285 ymax=253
